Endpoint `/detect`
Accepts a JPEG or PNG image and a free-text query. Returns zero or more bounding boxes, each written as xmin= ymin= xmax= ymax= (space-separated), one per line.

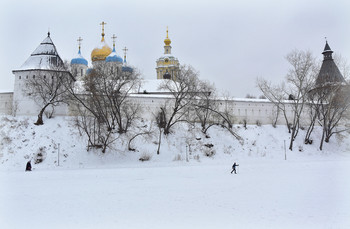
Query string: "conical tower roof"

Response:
xmin=17 ymin=32 xmax=64 ymax=70
xmin=315 ymin=41 xmax=345 ymax=86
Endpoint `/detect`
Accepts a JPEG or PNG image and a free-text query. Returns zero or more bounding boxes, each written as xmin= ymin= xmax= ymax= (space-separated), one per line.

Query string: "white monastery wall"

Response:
xmin=0 ymin=92 xmax=13 ymax=115
xmin=12 ymin=70 xmax=68 ymax=116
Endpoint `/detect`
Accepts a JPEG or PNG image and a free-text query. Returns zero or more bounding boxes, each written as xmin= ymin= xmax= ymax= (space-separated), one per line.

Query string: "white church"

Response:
xmin=0 ymin=22 xmax=345 ymax=126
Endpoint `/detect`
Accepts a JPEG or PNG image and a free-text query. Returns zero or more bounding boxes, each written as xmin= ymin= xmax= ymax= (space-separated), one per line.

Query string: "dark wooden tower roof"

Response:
xmin=315 ymin=41 xmax=345 ymax=86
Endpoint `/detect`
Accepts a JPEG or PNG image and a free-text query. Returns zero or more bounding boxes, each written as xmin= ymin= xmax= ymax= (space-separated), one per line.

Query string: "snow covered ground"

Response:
xmin=1 ymin=116 xmax=350 ymax=228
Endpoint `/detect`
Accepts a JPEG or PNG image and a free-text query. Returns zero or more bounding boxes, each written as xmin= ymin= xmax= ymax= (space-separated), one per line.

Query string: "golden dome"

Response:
xmin=164 ymin=27 xmax=171 ymax=46
xmin=91 ymin=41 xmax=112 ymax=62
xmin=91 ymin=21 xmax=112 ymax=61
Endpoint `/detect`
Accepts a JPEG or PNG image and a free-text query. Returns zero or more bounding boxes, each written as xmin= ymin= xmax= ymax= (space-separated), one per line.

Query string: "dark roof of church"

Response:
xmin=315 ymin=42 xmax=345 ymax=86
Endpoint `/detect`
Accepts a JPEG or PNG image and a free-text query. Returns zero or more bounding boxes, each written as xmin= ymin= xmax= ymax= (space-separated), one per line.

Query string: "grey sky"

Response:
xmin=0 ymin=0 xmax=349 ymax=97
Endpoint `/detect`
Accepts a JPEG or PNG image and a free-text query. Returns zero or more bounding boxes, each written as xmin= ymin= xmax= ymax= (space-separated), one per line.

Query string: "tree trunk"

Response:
xmin=157 ymin=128 xmax=162 ymax=155
xmin=34 ymin=104 xmax=50 ymax=125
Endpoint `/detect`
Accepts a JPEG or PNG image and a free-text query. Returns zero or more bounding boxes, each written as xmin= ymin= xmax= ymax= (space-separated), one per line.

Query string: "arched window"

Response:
xmin=33 ymin=75 xmax=35 ymax=79
xmin=19 ymin=76 xmax=21 ymax=80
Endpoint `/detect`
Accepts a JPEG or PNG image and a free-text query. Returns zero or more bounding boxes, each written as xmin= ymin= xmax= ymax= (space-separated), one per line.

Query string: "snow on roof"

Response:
xmin=15 ymin=34 xmax=64 ymax=71
xmin=137 ymin=79 xmax=171 ymax=93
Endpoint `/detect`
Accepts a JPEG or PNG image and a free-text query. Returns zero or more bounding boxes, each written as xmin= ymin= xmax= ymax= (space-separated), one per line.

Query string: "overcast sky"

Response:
xmin=0 ymin=0 xmax=349 ymax=97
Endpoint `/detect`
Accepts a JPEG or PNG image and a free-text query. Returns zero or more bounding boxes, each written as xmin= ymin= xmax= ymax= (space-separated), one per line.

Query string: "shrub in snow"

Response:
xmin=298 ymin=146 xmax=303 ymax=152
xmin=139 ymin=152 xmax=152 ymax=162
xmin=34 ymin=147 xmax=47 ymax=164
xmin=224 ymin=146 xmax=232 ymax=154
xmin=256 ymin=120 xmax=262 ymax=127
xmin=252 ymin=140 xmax=256 ymax=146
xmin=19 ymin=119 xmax=29 ymax=128
xmin=173 ymin=154 xmax=182 ymax=161
xmin=204 ymin=148 xmax=216 ymax=157
xmin=243 ymin=119 xmax=247 ymax=129
xmin=1 ymin=135 xmax=12 ymax=145
xmin=193 ymin=154 xmax=200 ymax=161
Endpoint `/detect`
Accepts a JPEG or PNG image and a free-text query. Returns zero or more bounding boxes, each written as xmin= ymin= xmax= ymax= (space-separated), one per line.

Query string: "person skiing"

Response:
xmin=25 ymin=160 xmax=32 ymax=171
xmin=231 ymin=162 xmax=239 ymax=174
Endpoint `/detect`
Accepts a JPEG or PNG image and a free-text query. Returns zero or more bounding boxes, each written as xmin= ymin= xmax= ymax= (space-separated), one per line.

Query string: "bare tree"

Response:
xmin=192 ymin=80 xmax=217 ymax=135
xmin=24 ymin=65 xmax=74 ymax=125
xmin=158 ymin=65 xmax=199 ymax=135
xmin=257 ymin=78 xmax=291 ymax=132
xmin=285 ymin=50 xmax=318 ymax=150
xmin=67 ymin=65 xmax=142 ymax=153
xmin=314 ymin=84 xmax=350 ymax=150
xmin=195 ymin=93 xmax=243 ymax=143
xmin=334 ymin=53 xmax=350 ymax=81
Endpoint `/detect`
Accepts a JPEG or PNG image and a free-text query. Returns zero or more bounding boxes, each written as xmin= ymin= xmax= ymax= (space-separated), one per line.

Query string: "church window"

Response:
xmin=26 ymin=75 xmax=28 ymax=79
xmin=81 ymin=69 xmax=83 ymax=76
xmin=33 ymin=75 xmax=35 ymax=79
xmin=44 ymin=75 xmax=46 ymax=79
xmin=19 ymin=76 xmax=21 ymax=80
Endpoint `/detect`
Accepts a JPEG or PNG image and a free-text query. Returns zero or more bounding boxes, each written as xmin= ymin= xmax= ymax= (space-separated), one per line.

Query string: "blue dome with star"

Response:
xmin=71 ymin=50 xmax=88 ymax=66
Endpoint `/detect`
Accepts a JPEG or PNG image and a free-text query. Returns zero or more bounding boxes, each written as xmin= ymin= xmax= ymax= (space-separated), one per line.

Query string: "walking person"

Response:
xmin=231 ymin=162 xmax=239 ymax=174
xmin=25 ymin=160 xmax=32 ymax=171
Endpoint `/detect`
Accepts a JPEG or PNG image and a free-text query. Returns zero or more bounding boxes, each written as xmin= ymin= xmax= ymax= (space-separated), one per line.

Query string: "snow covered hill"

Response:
xmin=0 ymin=115 xmax=349 ymax=170
xmin=1 ymin=115 xmax=350 ymax=228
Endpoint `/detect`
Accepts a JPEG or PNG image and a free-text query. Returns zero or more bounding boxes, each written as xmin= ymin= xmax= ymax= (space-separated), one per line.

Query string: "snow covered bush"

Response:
xmin=34 ymin=147 xmax=47 ymax=164
xmin=256 ymin=120 xmax=262 ymax=126
xmin=173 ymin=154 xmax=182 ymax=161
xmin=1 ymin=135 xmax=12 ymax=145
xmin=193 ymin=154 xmax=200 ymax=161
xmin=139 ymin=152 xmax=152 ymax=162
xmin=204 ymin=148 xmax=216 ymax=157
xmin=224 ymin=145 xmax=233 ymax=154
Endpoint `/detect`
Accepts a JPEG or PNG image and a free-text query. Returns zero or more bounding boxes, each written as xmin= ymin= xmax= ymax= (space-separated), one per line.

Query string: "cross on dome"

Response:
xmin=100 ymin=21 xmax=107 ymax=41
xmin=77 ymin=37 xmax=83 ymax=52
xmin=111 ymin=34 xmax=117 ymax=48
xmin=123 ymin=46 xmax=128 ymax=63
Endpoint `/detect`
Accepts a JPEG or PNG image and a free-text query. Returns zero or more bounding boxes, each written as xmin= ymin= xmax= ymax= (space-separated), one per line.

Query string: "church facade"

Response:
xmin=0 ymin=23 xmax=346 ymax=127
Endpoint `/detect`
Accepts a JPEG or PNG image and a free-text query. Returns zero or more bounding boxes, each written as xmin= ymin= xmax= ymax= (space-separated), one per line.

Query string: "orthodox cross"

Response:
xmin=77 ymin=37 xmax=83 ymax=51
xmin=111 ymin=34 xmax=117 ymax=48
xmin=123 ymin=46 xmax=128 ymax=62
xmin=100 ymin=21 xmax=107 ymax=38
xmin=166 ymin=26 xmax=169 ymax=38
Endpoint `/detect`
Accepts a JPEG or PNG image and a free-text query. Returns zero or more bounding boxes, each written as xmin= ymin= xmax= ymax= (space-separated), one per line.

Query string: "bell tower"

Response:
xmin=155 ymin=27 xmax=180 ymax=80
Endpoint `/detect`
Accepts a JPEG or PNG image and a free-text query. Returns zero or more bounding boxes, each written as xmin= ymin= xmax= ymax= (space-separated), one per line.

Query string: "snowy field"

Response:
xmin=1 ymin=116 xmax=350 ymax=228
xmin=1 ymin=159 xmax=350 ymax=229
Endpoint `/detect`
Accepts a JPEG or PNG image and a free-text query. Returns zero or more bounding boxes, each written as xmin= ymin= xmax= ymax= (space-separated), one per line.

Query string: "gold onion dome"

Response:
xmin=91 ymin=43 xmax=112 ymax=61
xmin=164 ymin=27 xmax=171 ymax=46
xmin=91 ymin=21 xmax=112 ymax=61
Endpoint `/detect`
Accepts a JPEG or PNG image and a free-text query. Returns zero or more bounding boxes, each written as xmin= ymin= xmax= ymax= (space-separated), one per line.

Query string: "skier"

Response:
xmin=231 ymin=162 xmax=239 ymax=174
xmin=25 ymin=160 xmax=32 ymax=171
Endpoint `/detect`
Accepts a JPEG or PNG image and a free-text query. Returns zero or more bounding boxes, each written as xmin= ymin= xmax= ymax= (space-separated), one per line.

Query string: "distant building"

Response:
xmin=155 ymin=27 xmax=180 ymax=80
xmin=1 ymin=24 xmax=346 ymax=126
